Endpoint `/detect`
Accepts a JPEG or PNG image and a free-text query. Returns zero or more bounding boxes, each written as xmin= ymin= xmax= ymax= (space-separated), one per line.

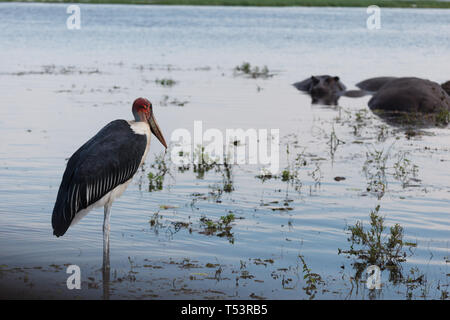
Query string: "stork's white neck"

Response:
xmin=128 ymin=120 xmax=151 ymax=136
xmin=128 ymin=120 xmax=151 ymax=166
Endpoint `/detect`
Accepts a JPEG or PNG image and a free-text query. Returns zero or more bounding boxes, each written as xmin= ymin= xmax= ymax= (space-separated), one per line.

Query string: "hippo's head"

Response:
xmin=309 ymin=76 xmax=345 ymax=97
xmin=292 ymin=75 xmax=347 ymax=106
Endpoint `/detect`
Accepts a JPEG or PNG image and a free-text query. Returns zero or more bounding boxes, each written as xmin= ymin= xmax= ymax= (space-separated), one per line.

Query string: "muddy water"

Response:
xmin=0 ymin=3 xmax=449 ymax=299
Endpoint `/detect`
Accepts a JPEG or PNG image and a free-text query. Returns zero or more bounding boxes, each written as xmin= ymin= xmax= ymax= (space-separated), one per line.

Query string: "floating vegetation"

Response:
xmin=338 ymin=205 xmax=416 ymax=285
xmin=149 ymin=212 xmax=163 ymax=228
xmin=255 ymin=168 xmax=275 ymax=182
xmin=8 ymin=65 xmax=101 ymax=76
xmin=192 ymin=147 xmax=235 ymax=198
xmin=260 ymin=199 xmax=293 ymax=211
xmin=147 ymin=152 xmax=172 ymax=192
xmin=334 ymin=107 xmax=386 ymax=140
xmin=199 ymin=213 xmax=236 ymax=244
xmin=160 ymin=95 xmax=189 ymax=107
xmin=205 ymin=153 xmax=235 ymax=197
xmin=393 ymin=151 xmax=420 ymax=188
xmin=149 ymin=211 xmax=192 ymax=238
xmin=299 ymin=255 xmax=324 ymax=299
xmin=147 ymin=172 xmax=164 ymax=191
xmin=308 ymin=162 xmax=323 ymax=194
xmin=253 ymin=142 xmax=329 ymax=198
xmin=362 ymin=145 xmax=421 ymax=197
xmin=435 ymin=109 xmax=450 ymax=126
xmin=256 ymin=146 xmax=306 ymax=194
xmin=234 ymin=62 xmax=272 ymax=79
xmin=352 ymin=109 xmax=373 ymax=137
xmin=135 ymin=64 xmax=182 ymax=72
xmin=377 ymin=125 xmax=389 ymax=142
xmin=155 ymin=78 xmax=177 ymax=87
xmin=159 ymin=204 xmax=178 ymax=210
xmin=328 ymin=125 xmax=345 ymax=161
xmin=193 ymin=145 xmax=218 ymax=179
xmin=362 ymin=146 xmax=391 ymax=199
xmin=371 ymin=108 xmax=450 ymax=128
xmin=221 ymin=158 xmax=234 ymax=193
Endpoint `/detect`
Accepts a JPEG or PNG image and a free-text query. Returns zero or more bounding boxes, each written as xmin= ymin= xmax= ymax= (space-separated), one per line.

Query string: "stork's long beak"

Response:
xmin=148 ymin=112 xmax=167 ymax=149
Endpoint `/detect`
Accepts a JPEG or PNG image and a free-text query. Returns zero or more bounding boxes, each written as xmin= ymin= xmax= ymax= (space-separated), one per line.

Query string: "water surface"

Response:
xmin=0 ymin=3 xmax=449 ymax=299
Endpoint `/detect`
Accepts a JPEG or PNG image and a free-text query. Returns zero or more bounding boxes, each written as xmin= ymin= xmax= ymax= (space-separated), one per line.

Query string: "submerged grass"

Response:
xmin=5 ymin=0 xmax=450 ymax=8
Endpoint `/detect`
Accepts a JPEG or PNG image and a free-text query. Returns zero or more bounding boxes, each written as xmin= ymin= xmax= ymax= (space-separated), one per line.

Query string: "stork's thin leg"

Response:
xmin=102 ymin=203 xmax=112 ymax=300
xmin=102 ymin=203 xmax=112 ymax=271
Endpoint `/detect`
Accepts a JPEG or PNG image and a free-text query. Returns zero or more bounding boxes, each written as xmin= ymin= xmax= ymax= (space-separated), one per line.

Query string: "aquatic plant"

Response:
xmin=308 ymin=162 xmax=323 ymax=193
xmin=155 ymin=78 xmax=177 ymax=87
xmin=404 ymin=267 xmax=427 ymax=300
xmin=377 ymin=125 xmax=389 ymax=142
xmin=393 ymin=151 xmax=419 ymax=188
xmin=147 ymin=152 xmax=172 ymax=192
xmin=193 ymin=145 xmax=217 ymax=179
xmin=255 ymin=168 xmax=275 ymax=182
xmin=435 ymin=109 xmax=450 ymax=126
xmin=234 ymin=62 xmax=272 ymax=79
xmin=221 ymin=155 xmax=234 ymax=193
xmin=338 ymin=205 xmax=416 ymax=285
xmin=160 ymin=95 xmax=189 ymax=107
xmin=328 ymin=125 xmax=344 ymax=161
xmin=254 ymin=145 xmax=315 ymax=196
xmin=149 ymin=212 xmax=161 ymax=227
xmin=371 ymin=107 xmax=450 ymax=127
xmin=199 ymin=213 xmax=236 ymax=244
xmin=280 ymin=146 xmax=306 ymax=193
xmin=350 ymin=109 xmax=373 ymax=137
xmin=298 ymin=255 xmax=324 ymax=299
xmin=362 ymin=146 xmax=391 ymax=199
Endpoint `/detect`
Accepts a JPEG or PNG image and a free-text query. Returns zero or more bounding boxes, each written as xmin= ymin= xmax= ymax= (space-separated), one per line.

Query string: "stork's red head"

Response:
xmin=132 ymin=97 xmax=167 ymax=149
xmin=132 ymin=97 xmax=152 ymax=121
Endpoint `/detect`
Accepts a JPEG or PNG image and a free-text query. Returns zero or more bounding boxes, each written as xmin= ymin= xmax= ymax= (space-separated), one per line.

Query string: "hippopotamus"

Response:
xmin=356 ymin=77 xmax=450 ymax=126
xmin=293 ymin=75 xmax=364 ymax=106
xmin=441 ymin=80 xmax=450 ymax=95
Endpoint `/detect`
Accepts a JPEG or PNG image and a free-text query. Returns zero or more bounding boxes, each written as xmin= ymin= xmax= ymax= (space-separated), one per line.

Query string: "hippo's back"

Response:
xmin=368 ymin=77 xmax=450 ymax=114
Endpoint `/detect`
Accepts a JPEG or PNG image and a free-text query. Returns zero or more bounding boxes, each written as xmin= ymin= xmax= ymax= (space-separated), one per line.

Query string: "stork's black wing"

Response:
xmin=52 ymin=120 xmax=147 ymax=237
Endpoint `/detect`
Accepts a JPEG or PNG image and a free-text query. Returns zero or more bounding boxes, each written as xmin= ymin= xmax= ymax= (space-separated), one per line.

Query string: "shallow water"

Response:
xmin=0 ymin=3 xmax=449 ymax=299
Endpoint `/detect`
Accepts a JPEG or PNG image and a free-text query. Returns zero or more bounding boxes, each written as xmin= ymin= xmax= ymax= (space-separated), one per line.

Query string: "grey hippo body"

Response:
xmin=441 ymin=80 xmax=450 ymax=95
xmin=356 ymin=77 xmax=450 ymax=126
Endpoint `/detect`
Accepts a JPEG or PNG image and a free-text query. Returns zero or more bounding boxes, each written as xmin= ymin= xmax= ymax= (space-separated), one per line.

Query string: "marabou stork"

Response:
xmin=51 ymin=97 xmax=167 ymax=274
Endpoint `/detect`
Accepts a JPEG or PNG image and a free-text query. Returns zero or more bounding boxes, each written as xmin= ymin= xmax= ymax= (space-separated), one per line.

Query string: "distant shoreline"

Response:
xmin=2 ymin=0 xmax=450 ymax=9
